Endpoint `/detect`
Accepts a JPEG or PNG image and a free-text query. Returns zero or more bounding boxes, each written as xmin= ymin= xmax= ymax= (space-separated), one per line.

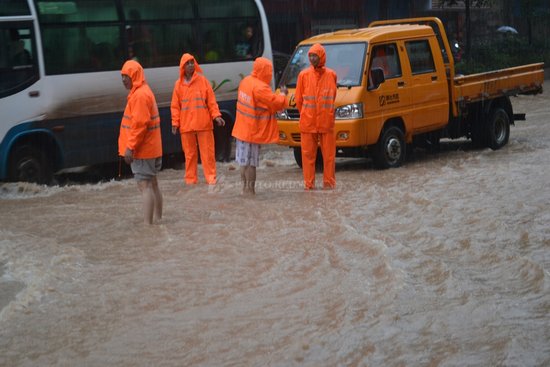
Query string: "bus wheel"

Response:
xmin=293 ymin=147 xmax=303 ymax=168
xmin=8 ymin=145 xmax=52 ymax=184
xmin=486 ymin=107 xmax=510 ymax=150
xmin=372 ymin=125 xmax=405 ymax=169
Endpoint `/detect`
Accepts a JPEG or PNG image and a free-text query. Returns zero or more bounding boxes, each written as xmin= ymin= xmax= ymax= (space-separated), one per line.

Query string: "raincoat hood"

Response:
xmin=251 ymin=57 xmax=273 ymax=85
xmin=179 ymin=53 xmax=203 ymax=81
xmin=308 ymin=43 xmax=327 ymax=69
xmin=121 ymin=59 xmax=145 ymax=96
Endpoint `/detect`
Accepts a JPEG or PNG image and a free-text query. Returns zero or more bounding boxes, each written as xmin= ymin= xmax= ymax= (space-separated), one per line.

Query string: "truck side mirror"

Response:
xmin=368 ymin=67 xmax=385 ymax=90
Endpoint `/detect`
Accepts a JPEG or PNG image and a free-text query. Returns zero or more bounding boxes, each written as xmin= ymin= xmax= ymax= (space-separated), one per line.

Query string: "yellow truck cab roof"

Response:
xmin=301 ymin=24 xmax=435 ymax=45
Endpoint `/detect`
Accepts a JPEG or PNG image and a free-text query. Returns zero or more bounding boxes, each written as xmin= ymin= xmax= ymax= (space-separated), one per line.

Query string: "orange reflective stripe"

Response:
xmin=237 ymin=100 xmax=268 ymax=112
xmin=236 ymin=108 xmax=272 ymax=120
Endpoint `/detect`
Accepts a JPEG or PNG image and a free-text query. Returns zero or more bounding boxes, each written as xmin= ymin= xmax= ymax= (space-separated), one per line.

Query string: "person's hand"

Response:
xmin=171 ymin=126 xmax=178 ymax=135
xmin=124 ymin=148 xmax=134 ymax=165
xmin=280 ymin=85 xmax=288 ymax=96
xmin=215 ymin=116 xmax=225 ymax=127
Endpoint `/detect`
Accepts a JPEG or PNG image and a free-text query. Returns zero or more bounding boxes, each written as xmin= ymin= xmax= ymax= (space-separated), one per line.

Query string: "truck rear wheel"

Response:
xmin=372 ymin=125 xmax=405 ymax=169
xmin=486 ymin=107 xmax=510 ymax=150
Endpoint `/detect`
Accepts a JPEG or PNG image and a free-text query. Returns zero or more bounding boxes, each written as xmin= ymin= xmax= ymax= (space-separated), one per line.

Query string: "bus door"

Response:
xmin=0 ymin=21 xmax=40 ymax=130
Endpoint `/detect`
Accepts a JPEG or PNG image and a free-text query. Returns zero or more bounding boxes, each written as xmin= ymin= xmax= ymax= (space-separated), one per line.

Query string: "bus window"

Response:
xmin=0 ymin=0 xmax=31 ymax=16
xmin=197 ymin=0 xmax=258 ymax=18
xmin=0 ymin=23 xmax=38 ymax=98
xmin=41 ymin=26 xmax=121 ymax=73
xmin=233 ymin=23 xmax=263 ymax=60
xmin=133 ymin=23 xmax=197 ymax=67
xmin=197 ymin=0 xmax=263 ymax=61
xmin=123 ymin=1 xmax=195 ymax=67
xmin=123 ymin=0 xmax=194 ymax=20
xmin=37 ymin=0 xmax=120 ymax=74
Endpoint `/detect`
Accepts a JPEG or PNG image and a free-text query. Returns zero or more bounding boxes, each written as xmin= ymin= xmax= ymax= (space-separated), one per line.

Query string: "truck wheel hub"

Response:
xmin=386 ymin=138 xmax=401 ymax=161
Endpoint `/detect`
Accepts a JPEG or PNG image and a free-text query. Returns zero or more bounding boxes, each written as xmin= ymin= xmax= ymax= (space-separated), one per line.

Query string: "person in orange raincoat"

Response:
xmin=232 ymin=57 xmax=287 ymax=194
xmin=170 ymin=53 xmax=225 ymax=185
xmin=295 ymin=43 xmax=337 ymax=190
xmin=119 ymin=59 xmax=163 ymax=225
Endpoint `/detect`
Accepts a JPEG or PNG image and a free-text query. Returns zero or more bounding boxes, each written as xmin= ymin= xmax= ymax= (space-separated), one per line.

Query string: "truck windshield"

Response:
xmin=279 ymin=42 xmax=366 ymax=88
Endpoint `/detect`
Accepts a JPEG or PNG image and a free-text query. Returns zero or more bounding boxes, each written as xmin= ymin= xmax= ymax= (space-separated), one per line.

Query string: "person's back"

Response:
xmin=232 ymin=57 xmax=286 ymax=194
xmin=233 ymin=58 xmax=285 ymax=144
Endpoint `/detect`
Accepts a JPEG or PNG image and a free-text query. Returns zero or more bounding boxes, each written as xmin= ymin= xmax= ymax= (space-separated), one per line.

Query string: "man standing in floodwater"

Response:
xmin=171 ymin=53 xmax=225 ymax=185
xmin=232 ymin=57 xmax=287 ymax=195
xmin=295 ymin=43 xmax=337 ymax=190
xmin=119 ymin=59 xmax=163 ymax=225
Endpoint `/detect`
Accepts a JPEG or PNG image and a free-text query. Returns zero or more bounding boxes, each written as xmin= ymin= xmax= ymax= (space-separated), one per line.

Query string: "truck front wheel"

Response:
xmin=293 ymin=146 xmax=323 ymax=171
xmin=293 ymin=147 xmax=303 ymax=168
xmin=372 ymin=125 xmax=406 ymax=169
xmin=486 ymin=107 xmax=510 ymax=150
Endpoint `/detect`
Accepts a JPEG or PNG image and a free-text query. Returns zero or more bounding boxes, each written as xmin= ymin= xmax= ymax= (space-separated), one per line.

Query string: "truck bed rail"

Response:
xmin=454 ymin=62 xmax=544 ymax=104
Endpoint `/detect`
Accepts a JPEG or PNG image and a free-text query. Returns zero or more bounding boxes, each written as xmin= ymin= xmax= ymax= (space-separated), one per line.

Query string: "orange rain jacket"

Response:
xmin=295 ymin=43 xmax=337 ymax=133
xmin=232 ymin=57 xmax=286 ymax=144
xmin=170 ymin=54 xmax=221 ymax=132
xmin=118 ymin=60 xmax=162 ymax=159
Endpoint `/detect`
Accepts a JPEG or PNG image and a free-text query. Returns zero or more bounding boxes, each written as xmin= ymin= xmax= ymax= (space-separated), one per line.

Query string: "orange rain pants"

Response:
xmin=181 ymin=130 xmax=216 ymax=184
xmin=301 ymin=132 xmax=336 ymax=190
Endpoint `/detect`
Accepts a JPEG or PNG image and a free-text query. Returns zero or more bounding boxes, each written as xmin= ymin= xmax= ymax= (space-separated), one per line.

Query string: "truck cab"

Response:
xmin=277 ymin=23 xmax=449 ymax=168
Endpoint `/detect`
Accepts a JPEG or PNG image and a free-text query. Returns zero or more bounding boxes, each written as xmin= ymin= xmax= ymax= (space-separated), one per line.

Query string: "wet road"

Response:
xmin=1 ymin=88 xmax=549 ymax=366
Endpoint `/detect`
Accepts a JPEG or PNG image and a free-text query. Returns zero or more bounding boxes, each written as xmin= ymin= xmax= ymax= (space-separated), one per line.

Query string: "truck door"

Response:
xmin=404 ymin=38 xmax=449 ymax=132
xmin=364 ymin=43 xmax=412 ymax=145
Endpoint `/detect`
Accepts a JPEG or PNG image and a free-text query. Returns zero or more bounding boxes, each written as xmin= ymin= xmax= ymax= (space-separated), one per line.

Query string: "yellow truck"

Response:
xmin=276 ymin=17 xmax=544 ymax=169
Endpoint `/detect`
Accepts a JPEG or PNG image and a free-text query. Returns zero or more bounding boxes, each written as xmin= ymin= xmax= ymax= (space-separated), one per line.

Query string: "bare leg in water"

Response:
xmin=151 ymin=176 xmax=163 ymax=221
xmin=246 ymin=165 xmax=256 ymax=195
xmin=240 ymin=165 xmax=256 ymax=195
xmin=137 ymin=177 xmax=163 ymax=224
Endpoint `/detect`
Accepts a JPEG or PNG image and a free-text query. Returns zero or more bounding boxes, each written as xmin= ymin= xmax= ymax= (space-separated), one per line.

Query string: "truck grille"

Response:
xmin=291 ymin=133 xmax=301 ymax=142
xmin=286 ymin=109 xmax=300 ymax=120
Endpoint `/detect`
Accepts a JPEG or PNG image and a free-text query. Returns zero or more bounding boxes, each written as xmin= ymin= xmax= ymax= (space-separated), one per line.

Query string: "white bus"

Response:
xmin=0 ymin=0 xmax=272 ymax=183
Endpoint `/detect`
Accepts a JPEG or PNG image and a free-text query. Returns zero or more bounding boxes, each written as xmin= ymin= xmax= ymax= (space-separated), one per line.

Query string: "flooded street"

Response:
xmin=1 ymin=88 xmax=549 ymax=366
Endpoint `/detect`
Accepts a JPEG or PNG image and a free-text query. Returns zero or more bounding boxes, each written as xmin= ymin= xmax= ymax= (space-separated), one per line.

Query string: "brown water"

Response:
xmin=1 ymin=90 xmax=549 ymax=366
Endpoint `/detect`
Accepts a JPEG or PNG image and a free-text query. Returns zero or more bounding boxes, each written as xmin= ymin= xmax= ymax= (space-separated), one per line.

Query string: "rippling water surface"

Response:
xmin=1 ymin=91 xmax=549 ymax=366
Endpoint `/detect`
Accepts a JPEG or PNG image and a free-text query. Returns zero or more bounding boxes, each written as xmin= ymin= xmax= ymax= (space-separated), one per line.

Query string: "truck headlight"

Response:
xmin=335 ymin=103 xmax=363 ymax=120
xmin=276 ymin=110 xmax=289 ymax=120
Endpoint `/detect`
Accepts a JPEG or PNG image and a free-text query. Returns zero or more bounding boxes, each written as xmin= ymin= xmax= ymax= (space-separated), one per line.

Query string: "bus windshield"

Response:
xmin=279 ymin=42 xmax=367 ymax=88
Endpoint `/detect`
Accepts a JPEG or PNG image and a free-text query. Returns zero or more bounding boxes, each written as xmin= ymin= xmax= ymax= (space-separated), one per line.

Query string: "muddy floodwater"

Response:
xmin=1 ymin=87 xmax=549 ymax=366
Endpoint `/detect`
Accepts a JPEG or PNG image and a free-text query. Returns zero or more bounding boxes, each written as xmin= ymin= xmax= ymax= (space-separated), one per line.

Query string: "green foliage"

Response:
xmin=455 ymin=34 xmax=547 ymax=74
